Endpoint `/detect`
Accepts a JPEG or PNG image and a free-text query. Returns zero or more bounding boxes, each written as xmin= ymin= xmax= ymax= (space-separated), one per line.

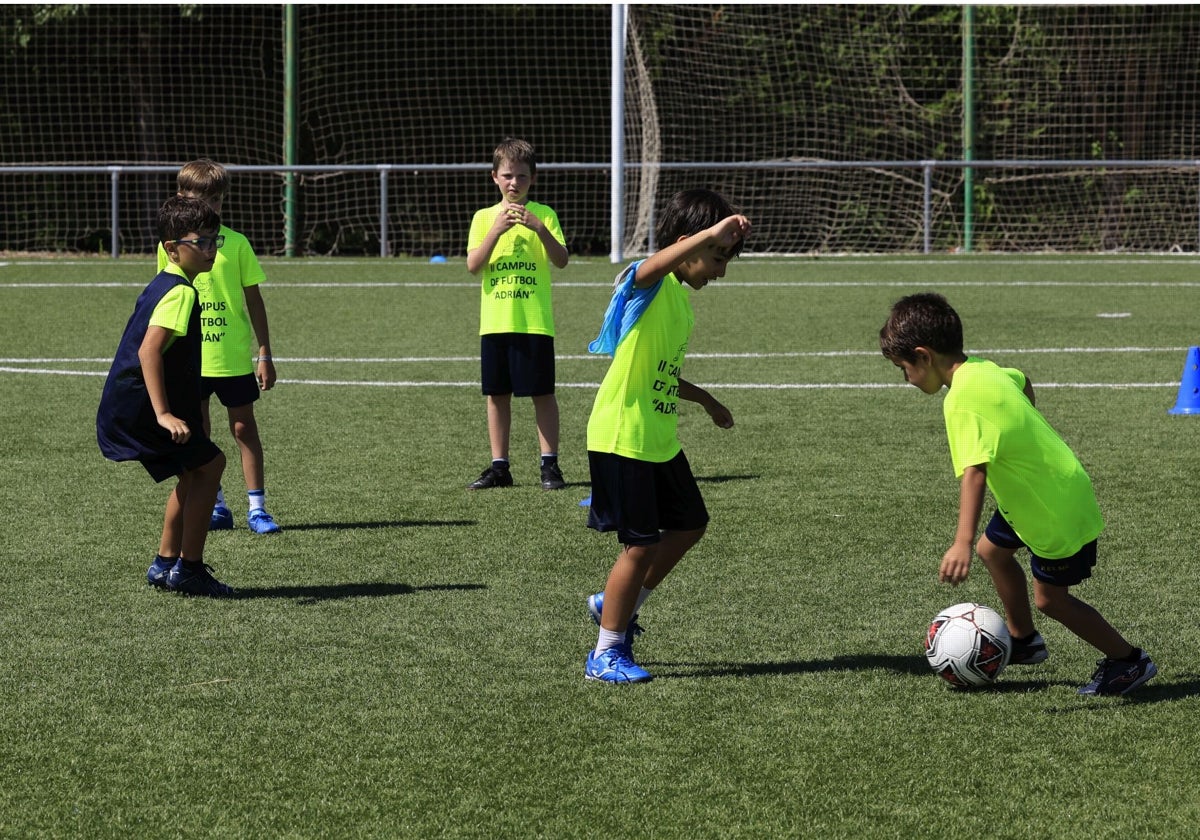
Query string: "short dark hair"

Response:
xmin=655 ymin=189 xmax=743 ymax=256
xmin=157 ymin=195 xmax=221 ymax=245
xmin=492 ymin=137 xmax=537 ymax=175
xmin=879 ymin=292 xmax=964 ymax=362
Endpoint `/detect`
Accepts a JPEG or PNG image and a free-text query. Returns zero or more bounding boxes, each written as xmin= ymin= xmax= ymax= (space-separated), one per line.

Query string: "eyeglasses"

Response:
xmin=169 ymin=235 xmax=225 ymax=251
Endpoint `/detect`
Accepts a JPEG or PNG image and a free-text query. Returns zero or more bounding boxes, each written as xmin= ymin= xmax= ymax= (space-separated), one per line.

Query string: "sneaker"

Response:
xmin=540 ymin=462 xmax=566 ymax=490
xmin=467 ymin=464 xmax=513 ymax=490
xmin=585 ymin=645 xmax=652 ymax=683
xmin=166 ymin=560 xmax=235 ymax=598
xmin=1078 ymin=651 xmax=1158 ymax=696
xmin=146 ymin=556 xmax=174 ymax=589
xmin=247 ymin=509 xmax=282 ymax=535
xmin=587 ymin=592 xmax=644 ymax=643
xmin=210 ymin=504 xmax=234 ymax=531
xmin=1009 ymin=632 xmax=1049 ymax=665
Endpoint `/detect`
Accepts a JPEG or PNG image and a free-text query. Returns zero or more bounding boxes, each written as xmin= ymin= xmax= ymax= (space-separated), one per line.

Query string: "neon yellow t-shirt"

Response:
xmin=587 ymin=272 xmax=693 ymax=462
xmin=468 ymin=201 xmax=563 ymax=337
xmin=944 ymin=357 xmax=1104 ymax=558
xmin=157 ymin=224 xmax=265 ymax=376
xmin=149 ymin=264 xmax=197 ymax=349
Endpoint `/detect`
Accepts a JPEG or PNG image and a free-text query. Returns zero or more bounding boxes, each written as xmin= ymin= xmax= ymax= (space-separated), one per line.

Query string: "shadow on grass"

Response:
xmin=696 ymin=474 xmax=758 ymax=484
xmin=645 ymin=655 xmax=1081 ymax=694
xmin=644 ymin=653 xmax=931 ymax=679
xmin=279 ymin=519 xmax=476 ymax=532
xmin=232 ymin=581 xmax=486 ymax=603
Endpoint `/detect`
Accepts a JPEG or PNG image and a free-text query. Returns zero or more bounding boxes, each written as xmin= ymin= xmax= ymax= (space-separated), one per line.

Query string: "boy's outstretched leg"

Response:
xmin=1034 ymin=580 xmax=1156 ymax=696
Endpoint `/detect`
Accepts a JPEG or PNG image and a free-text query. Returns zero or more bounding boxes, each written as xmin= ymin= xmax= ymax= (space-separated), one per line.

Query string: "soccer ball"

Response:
xmin=925 ymin=602 xmax=1012 ymax=688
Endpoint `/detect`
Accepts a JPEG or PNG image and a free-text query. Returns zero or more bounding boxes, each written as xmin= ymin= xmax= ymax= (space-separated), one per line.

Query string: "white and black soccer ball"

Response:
xmin=925 ymin=602 xmax=1012 ymax=688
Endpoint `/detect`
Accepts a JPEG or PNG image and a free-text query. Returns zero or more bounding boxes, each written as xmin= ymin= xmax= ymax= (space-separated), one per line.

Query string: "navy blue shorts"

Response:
xmin=984 ymin=510 xmax=1097 ymax=586
xmin=586 ymin=450 xmax=709 ymax=546
xmin=202 ymin=373 xmax=260 ymax=409
xmin=140 ymin=434 xmax=223 ymax=483
xmin=480 ymin=333 xmax=556 ymax=397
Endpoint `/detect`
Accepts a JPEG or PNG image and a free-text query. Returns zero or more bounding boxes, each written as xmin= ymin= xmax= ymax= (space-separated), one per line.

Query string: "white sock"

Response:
xmin=248 ymin=489 xmax=266 ymax=512
xmin=215 ymin=486 xmax=226 ymax=507
xmin=595 ymin=629 xmax=626 ymax=655
xmin=635 ymin=587 xmax=653 ymax=612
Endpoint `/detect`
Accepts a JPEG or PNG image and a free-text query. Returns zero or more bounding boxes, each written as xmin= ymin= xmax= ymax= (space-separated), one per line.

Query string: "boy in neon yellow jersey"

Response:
xmin=583 ymin=189 xmax=751 ymax=683
xmin=466 ymin=138 xmax=569 ymax=491
xmin=880 ymin=292 xmax=1155 ymax=696
xmin=157 ymin=159 xmax=280 ymax=534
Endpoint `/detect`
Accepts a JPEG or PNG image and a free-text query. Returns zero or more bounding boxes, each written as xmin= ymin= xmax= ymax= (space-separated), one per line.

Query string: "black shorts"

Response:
xmin=586 ymin=450 xmax=709 ymax=546
xmin=480 ymin=333 xmax=556 ymax=397
xmin=201 ymin=373 xmax=260 ymax=409
xmin=140 ymin=434 xmax=223 ymax=483
xmin=984 ymin=510 xmax=1097 ymax=586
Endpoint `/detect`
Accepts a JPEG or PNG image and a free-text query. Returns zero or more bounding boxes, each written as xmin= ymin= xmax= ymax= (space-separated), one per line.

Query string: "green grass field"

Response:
xmin=2 ymin=254 xmax=1200 ymax=838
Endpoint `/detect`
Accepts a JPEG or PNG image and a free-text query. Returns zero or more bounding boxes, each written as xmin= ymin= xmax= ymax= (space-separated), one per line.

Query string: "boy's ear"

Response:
xmin=162 ymin=241 xmax=181 ymax=265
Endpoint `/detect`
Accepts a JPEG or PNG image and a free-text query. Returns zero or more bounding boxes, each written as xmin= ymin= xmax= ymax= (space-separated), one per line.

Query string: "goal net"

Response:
xmin=1 ymin=5 xmax=1199 ymax=255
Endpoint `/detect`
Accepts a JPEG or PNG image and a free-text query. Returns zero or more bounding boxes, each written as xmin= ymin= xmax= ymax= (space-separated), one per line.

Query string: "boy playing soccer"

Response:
xmin=98 ymin=196 xmax=234 ymax=597
xmin=158 ymin=159 xmax=280 ymax=534
xmin=879 ymin=292 xmax=1155 ymax=696
xmin=466 ymin=138 xmax=570 ymax=490
xmin=583 ymin=189 xmax=751 ymax=683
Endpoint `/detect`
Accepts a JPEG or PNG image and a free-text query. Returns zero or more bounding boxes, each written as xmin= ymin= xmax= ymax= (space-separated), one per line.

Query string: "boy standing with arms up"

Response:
xmin=879 ymin=292 xmax=1155 ymax=696
xmin=583 ymin=189 xmax=751 ymax=683
xmin=98 ymin=196 xmax=234 ymax=596
xmin=158 ymin=159 xmax=281 ymax=534
xmin=466 ymin=138 xmax=570 ymax=490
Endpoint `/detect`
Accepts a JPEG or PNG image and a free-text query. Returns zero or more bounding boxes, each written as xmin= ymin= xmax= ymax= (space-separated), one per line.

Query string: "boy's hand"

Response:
xmin=256 ymin=358 xmax=277 ymax=391
xmin=705 ymin=398 xmax=734 ymax=429
xmin=156 ymin=412 xmax=191 ymax=443
xmin=712 ymin=214 xmax=751 ymax=251
xmin=939 ymin=542 xmax=973 ymax=585
xmin=495 ymin=201 xmax=537 ymax=232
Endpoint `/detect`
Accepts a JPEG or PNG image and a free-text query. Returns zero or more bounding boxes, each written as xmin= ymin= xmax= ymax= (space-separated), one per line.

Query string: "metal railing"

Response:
xmin=3 ymin=159 xmax=1199 ymax=258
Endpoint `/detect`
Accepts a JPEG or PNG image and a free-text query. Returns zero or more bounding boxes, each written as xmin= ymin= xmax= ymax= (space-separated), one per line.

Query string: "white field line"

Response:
xmin=1 ymin=345 xmax=1185 ymax=390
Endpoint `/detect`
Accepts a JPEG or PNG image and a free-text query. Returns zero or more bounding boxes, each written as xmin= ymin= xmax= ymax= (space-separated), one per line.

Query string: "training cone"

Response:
xmin=1169 ymin=346 xmax=1200 ymax=415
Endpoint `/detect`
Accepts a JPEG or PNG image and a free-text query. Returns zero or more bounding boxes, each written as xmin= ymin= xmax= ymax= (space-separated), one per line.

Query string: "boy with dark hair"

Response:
xmin=466 ymin=138 xmax=570 ymax=490
xmin=98 ymin=195 xmax=234 ymax=596
xmin=583 ymin=189 xmax=751 ymax=683
xmin=879 ymin=291 xmax=1155 ymax=696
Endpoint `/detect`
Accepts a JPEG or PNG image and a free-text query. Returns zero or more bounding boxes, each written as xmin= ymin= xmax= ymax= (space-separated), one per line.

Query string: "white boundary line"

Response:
xmin=0 ymin=365 xmax=1179 ymax=391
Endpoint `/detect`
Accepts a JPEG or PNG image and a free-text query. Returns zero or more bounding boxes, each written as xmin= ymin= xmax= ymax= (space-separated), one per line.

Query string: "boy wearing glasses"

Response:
xmin=98 ymin=196 xmax=234 ymax=596
xmin=157 ymin=159 xmax=281 ymax=534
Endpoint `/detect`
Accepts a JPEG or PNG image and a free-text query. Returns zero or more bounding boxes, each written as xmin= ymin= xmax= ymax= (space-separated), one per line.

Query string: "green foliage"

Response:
xmin=2 ymin=255 xmax=1200 ymax=837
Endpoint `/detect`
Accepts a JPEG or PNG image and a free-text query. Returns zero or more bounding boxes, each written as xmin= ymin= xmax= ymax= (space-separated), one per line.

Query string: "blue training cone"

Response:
xmin=1169 ymin=346 xmax=1200 ymax=415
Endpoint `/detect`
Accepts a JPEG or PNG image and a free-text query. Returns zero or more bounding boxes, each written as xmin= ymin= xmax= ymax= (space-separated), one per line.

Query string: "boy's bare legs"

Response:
xmin=599 ymin=527 xmax=707 ymax=632
xmin=486 ymin=393 xmax=512 ymax=461
xmin=531 ymin=393 xmax=559 ymax=454
xmin=227 ymin=403 xmax=265 ymax=490
xmin=1033 ymin=580 xmax=1135 ymax=660
xmin=976 ymin=535 xmax=1037 ymax=638
xmin=159 ymin=451 xmax=226 ymax=561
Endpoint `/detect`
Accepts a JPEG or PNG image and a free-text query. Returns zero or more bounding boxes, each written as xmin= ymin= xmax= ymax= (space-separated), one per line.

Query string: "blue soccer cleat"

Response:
xmin=210 ymin=505 xmax=234 ymax=531
xmin=247 ymin=509 xmax=282 ymax=535
xmin=587 ymin=592 xmax=644 ymax=643
xmin=585 ymin=645 xmax=652 ymax=684
xmin=146 ymin=556 xmax=174 ymax=590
